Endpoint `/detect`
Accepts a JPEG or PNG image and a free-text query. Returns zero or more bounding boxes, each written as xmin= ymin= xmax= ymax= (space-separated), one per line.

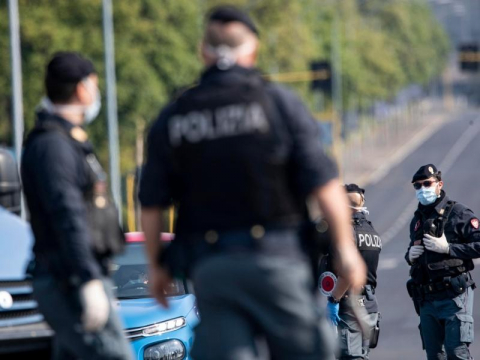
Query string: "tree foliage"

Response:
xmin=0 ymin=0 xmax=449 ymax=173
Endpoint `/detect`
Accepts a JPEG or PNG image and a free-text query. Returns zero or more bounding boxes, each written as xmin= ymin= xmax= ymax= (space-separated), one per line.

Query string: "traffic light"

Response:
xmin=458 ymin=44 xmax=480 ymax=72
xmin=310 ymin=61 xmax=332 ymax=94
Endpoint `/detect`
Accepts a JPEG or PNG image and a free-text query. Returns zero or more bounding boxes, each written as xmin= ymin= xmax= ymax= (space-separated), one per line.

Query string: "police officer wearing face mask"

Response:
xmin=406 ymin=164 xmax=480 ymax=360
xmin=140 ymin=5 xmax=366 ymax=360
xmin=322 ymin=184 xmax=381 ymax=360
xmin=21 ymin=52 xmax=131 ymax=360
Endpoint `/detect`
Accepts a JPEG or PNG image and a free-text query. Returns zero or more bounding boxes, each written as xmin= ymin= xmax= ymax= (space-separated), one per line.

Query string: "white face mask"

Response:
xmin=81 ymin=78 xmax=101 ymax=124
xmin=205 ymin=41 xmax=257 ymax=70
xmin=349 ymin=206 xmax=369 ymax=215
xmin=38 ymin=78 xmax=101 ymax=124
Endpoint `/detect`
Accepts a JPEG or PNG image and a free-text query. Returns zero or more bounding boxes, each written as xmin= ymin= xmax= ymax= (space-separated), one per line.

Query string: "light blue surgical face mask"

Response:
xmin=416 ymin=184 xmax=439 ymax=205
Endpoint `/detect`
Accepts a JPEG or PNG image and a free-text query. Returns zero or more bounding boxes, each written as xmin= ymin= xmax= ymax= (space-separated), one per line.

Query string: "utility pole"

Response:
xmin=8 ymin=0 xmax=25 ymax=219
xmin=102 ymin=0 xmax=122 ymax=224
xmin=331 ymin=9 xmax=344 ymax=176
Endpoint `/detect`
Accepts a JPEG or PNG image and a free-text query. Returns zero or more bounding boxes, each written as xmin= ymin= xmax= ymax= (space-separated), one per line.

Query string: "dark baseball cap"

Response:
xmin=46 ymin=52 xmax=95 ymax=84
xmin=344 ymin=183 xmax=365 ymax=195
xmin=412 ymin=164 xmax=442 ymax=183
xmin=208 ymin=5 xmax=259 ymax=36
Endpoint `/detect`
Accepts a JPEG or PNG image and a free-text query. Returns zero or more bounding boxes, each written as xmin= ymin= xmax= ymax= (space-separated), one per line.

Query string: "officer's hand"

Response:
xmin=149 ymin=266 xmax=171 ymax=308
xmin=79 ymin=279 xmax=110 ymax=332
xmin=408 ymin=245 xmax=425 ymax=263
xmin=423 ymin=233 xmax=450 ymax=254
xmin=336 ymin=244 xmax=367 ymax=293
xmin=326 ymin=302 xmax=340 ymax=326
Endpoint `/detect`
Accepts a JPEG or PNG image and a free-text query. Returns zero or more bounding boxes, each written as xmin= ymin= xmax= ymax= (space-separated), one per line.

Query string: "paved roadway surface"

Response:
xmin=365 ymin=109 xmax=480 ymax=359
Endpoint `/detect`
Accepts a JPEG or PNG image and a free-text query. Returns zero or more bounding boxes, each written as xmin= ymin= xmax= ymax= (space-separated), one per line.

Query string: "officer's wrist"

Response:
xmin=328 ymin=295 xmax=341 ymax=304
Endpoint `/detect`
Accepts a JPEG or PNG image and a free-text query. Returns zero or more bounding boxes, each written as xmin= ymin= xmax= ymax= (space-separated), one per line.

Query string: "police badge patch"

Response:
xmin=471 ymin=218 xmax=479 ymax=229
xmin=319 ymin=271 xmax=337 ymax=296
xmin=414 ymin=220 xmax=421 ymax=231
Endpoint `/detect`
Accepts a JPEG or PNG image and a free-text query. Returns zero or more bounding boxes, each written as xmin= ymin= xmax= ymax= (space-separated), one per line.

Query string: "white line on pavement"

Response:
xmin=378 ymin=257 xmax=401 ymax=270
xmin=361 ymin=115 xmax=450 ymax=187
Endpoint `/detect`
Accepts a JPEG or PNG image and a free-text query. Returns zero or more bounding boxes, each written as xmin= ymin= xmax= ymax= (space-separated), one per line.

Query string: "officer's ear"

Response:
xmin=437 ymin=180 xmax=444 ymax=192
xmin=75 ymin=74 xmax=98 ymax=105
xmin=199 ymin=41 xmax=216 ymax=67
xmin=360 ymin=194 xmax=365 ymax=207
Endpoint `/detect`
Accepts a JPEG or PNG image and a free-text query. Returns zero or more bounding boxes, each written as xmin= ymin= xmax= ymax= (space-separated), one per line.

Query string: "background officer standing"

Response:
xmin=21 ymin=52 xmax=132 ymax=360
xmin=323 ymin=184 xmax=382 ymax=360
xmin=140 ymin=5 xmax=366 ymax=360
xmin=406 ymin=164 xmax=480 ymax=360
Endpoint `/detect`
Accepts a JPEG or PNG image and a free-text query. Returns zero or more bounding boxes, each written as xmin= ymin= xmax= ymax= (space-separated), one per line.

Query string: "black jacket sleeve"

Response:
xmin=449 ymin=206 xmax=480 ymax=259
xmin=405 ymin=217 xmax=417 ymax=266
xmin=138 ymin=104 xmax=176 ymax=208
xmin=269 ymin=85 xmax=338 ymax=197
xmin=31 ymin=134 xmax=101 ymax=284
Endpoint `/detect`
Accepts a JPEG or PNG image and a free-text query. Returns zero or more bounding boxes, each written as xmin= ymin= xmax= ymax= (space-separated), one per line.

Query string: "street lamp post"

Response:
xmin=102 ymin=0 xmax=122 ymax=224
xmin=8 ymin=0 xmax=25 ymax=218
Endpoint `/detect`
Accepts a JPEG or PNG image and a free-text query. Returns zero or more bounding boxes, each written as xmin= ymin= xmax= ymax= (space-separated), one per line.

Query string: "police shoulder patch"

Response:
xmin=471 ymin=218 xmax=479 ymax=229
xmin=414 ymin=220 xmax=421 ymax=231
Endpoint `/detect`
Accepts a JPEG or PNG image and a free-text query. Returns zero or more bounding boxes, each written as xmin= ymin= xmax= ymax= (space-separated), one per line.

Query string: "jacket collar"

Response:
xmin=353 ymin=211 xmax=367 ymax=221
xmin=36 ymin=110 xmax=77 ymax=133
xmin=200 ymin=64 xmax=263 ymax=86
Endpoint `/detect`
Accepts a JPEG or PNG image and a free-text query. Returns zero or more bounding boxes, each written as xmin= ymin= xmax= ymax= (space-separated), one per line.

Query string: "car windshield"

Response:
xmin=111 ymin=243 xmax=185 ymax=299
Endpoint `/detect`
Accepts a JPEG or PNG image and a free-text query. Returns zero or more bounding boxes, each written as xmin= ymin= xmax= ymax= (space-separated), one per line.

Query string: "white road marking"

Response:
xmin=361 ymin=115 xmax=450 ymax=187
xmin=378 ymin=257 xmax=401 ymax=270
xmin=381 ymin=120 xmax=480 ymax=246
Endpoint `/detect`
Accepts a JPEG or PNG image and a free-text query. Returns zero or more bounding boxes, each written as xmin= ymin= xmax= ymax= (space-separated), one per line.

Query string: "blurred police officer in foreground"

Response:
xmin=322 ymin=184 xmax=381 ymax=360
xmin=21 ymin=52 xmax=132 ymax=360
xmin=140 ymin=6 xmax=366 ymax=360
xmin=406 ymin=164 xmax=480 ymax=360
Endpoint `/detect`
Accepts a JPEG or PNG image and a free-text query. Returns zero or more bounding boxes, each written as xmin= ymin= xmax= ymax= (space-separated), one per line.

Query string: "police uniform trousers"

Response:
xmin=32 ymin=268 xmax=133 ymax=360
xmin=337 ymin=288 xmax=378 ymax=360
xmin=188 ymin=229 xmax=335 ymax=360
xmin=419 ymin=287 xmax=474 ymax=360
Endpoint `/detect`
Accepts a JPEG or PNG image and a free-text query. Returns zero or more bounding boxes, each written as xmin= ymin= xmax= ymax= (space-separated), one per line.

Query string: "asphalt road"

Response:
xmin=364 ymin=109 xmax=480 ymax=359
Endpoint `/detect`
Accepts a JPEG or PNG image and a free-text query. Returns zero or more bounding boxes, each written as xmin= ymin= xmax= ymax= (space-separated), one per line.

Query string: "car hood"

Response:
xmin=117 ymin=294 xmax=196 ymax=329
xmin=0 ymin=209 xmax=33 ymax=280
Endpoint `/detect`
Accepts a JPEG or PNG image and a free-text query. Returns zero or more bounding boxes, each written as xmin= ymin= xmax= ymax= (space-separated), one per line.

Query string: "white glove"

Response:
xmin=423 ymin=233 xmax=450 ymax=254
xmin=79 ymin=279 xmax=110 ymax=332
xmin=408 ymin=245 xmax=425 ymax=263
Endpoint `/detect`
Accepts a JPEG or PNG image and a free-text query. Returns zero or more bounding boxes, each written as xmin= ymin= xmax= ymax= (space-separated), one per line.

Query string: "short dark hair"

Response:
xmin=207 ymin=5 xmax=258 ymax=36
xmin=45 ymin=52 xmax=95 ymax=103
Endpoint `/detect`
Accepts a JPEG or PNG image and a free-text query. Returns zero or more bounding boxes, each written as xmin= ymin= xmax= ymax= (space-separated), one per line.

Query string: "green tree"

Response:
xmin=0 ymin=0 xmax=449 ymax=172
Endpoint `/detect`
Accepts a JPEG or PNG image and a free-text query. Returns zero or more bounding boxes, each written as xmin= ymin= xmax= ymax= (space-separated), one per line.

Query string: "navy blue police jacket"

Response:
xmin=353 ymin=212 xmax=382 ymax=289
xmin=22 ymin=111 xmax=103 ymax=285
xmin=405 ymin=190 xmax=480 ymax=285
xmin=139 ymin=65 xmax=337 ymax=243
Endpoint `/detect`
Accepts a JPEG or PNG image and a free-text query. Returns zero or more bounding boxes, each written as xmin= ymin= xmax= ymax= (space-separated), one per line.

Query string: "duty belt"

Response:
xmin=419 ymin=273 xmax=474 ymax=294
xmin=185 ymin=226 xmax=305 ymax=259
xmin=342 ymin=284 xmax=376 ymax=301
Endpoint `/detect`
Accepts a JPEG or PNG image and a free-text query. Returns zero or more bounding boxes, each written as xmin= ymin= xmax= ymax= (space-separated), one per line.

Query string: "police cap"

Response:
xmin=208 ymin=5 xmax=259 ymax=36
xmin=47 ymin=52 xmax=95 ymax=84
xmin=412 ymin=164 xmax=442 ymax=183
xmin=344 ymin=183 xmax=365 ymax=195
